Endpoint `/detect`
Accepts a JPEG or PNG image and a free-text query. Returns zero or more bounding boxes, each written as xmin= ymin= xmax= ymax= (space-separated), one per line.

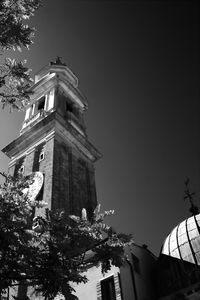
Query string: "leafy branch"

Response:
xmin=0 ymin=0 xmax=42 ymax=110
xmin=0 ymin=174 xmax=133 ymax=299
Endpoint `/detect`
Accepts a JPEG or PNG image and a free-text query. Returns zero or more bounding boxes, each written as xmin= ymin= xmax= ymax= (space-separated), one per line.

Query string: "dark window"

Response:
xmin=39 ymin=151 xmax=45 ymax=162
xmin=19 ymin=165 xmax=25 ymax=174
xmin=38 ymin=96 xmax=45 ymax=110
xmin=66 ymin=99 xmax=81 ymax=120
xmin=131 ymin=253 xmax=140 ymax=274
xmin=66 ymin=101 xmax=73 ymax=113
xmin=101 ymin=276 xmax=116 ymax=300
xmin=14 ymin=157 xmax=25 ymax=177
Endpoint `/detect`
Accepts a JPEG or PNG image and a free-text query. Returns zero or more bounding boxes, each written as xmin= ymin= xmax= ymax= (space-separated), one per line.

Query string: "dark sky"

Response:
xmin=0 ymin=0 xmax=199 ymax=255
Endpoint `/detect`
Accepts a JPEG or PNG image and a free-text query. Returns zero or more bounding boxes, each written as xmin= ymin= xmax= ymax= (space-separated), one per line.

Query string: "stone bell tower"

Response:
xmin=2 ymin=58 xmax=101 ymax=219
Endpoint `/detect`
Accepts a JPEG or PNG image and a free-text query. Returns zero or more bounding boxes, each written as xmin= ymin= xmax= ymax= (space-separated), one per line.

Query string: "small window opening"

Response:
xmin=101 ymin=276 xmax=116 ymax=300
xmin=32 ymin=143 xmax=45 ymax=172
xmin=39 ymin=152 xmax=45 ymax=162
xmin=66 ymin=101 xmax=73 ymax=113
xmin=19 ymin=165 xmax=24 ymax=174
xmin=38 ymin=96 xmax=45 ymax=110
xmin=14 ymin=157 xmax=25 ymax=177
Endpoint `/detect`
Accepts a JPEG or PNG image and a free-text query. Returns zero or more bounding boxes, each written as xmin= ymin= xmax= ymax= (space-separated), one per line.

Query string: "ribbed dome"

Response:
xmin=161 ymin=213 xmax=200 ymax=265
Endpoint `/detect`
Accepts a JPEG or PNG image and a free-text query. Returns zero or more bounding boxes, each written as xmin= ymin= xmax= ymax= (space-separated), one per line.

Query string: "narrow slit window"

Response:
xmin=66 ymin=101 xmax=73 ymax=113
xmin=39 ymin=151 xmax=45 ymax=162
xmin=32 ymin=143 xmax=45 ymax=172
xmin=19 ymin=165 xmax=25 ymax=174
xmin=14 ymin=157 xmax=25 ymax=177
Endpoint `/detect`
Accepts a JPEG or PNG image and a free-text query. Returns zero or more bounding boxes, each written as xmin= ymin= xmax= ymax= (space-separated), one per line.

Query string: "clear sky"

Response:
xmin=0 ymin=0 xmax=199 ymax=255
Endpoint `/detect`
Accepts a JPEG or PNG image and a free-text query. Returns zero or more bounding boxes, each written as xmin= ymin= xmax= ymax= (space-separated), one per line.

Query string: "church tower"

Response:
xmin=2 ymin=58 xmax=101 ymax=220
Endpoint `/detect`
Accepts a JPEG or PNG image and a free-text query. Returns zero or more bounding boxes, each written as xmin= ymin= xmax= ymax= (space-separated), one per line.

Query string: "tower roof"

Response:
xmin=31 ymin=58 xmax=88 ymax=110
xmin=35 ymin=59 xmax=77 ymax=86
xmin=161 ymin=213 xmax=200 ymax=265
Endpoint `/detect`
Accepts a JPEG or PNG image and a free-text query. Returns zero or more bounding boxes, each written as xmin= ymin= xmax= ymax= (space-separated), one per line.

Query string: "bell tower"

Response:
xmin=2 ymin=58 xmax=101 ymax=219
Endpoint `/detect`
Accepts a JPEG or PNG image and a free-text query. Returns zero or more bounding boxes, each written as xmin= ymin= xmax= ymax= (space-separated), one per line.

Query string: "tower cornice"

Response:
xmin=2 ymin=111 xmax=102 ymax=163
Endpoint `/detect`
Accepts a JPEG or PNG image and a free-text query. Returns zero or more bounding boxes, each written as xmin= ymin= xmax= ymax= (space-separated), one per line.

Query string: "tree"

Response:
xmin=0 ymin=173 xmax=132 ymax=299
xmin=0 ymin=0 xmax=41 ymax=110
